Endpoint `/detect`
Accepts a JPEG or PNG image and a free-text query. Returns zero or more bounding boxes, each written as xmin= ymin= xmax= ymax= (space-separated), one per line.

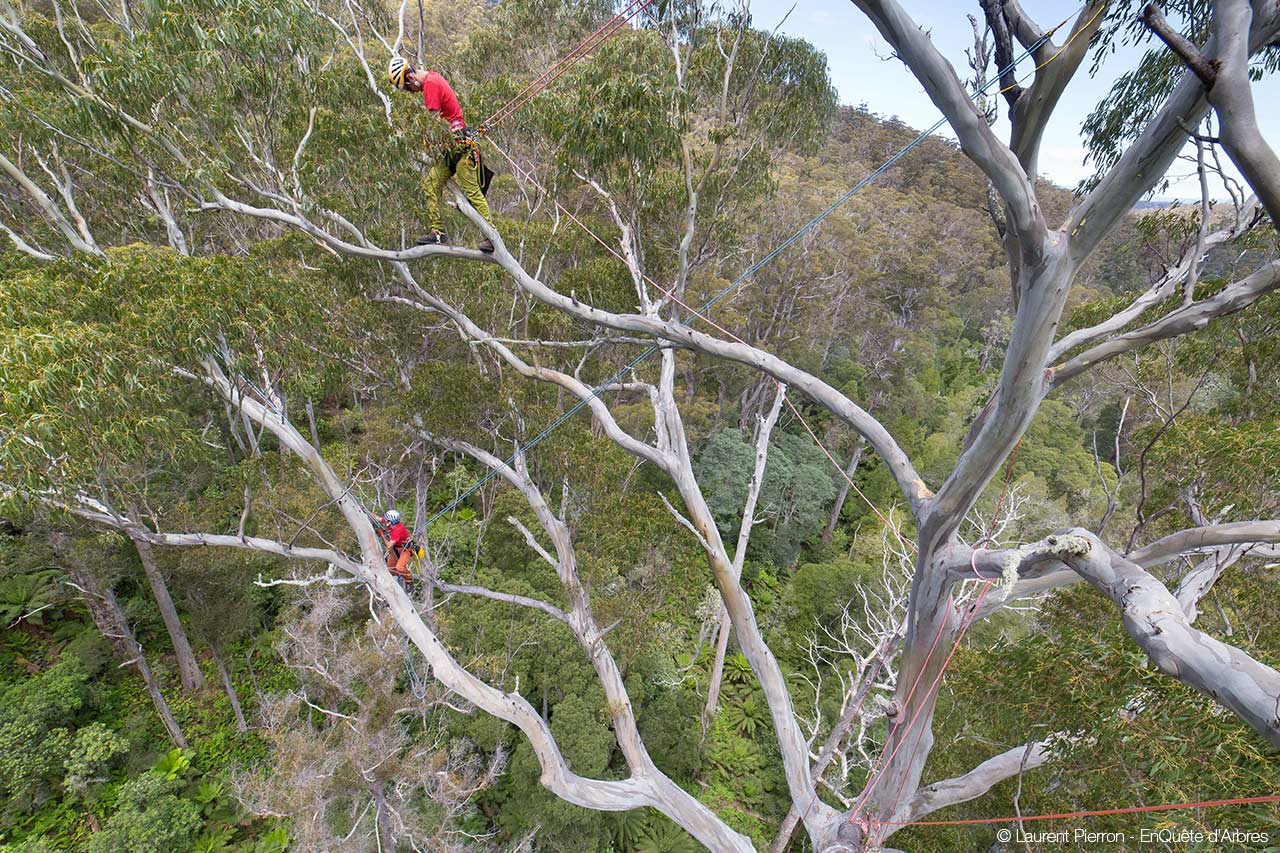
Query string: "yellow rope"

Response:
xmin=996 ymin=2 xmax=1109 ymax=95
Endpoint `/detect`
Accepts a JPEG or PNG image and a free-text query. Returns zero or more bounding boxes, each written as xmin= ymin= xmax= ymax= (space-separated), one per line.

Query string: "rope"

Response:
xmin=402 ymin=631 xmax=429 ymax=699
xmin=879 ymin=794 xmax=1280 ymax=828
xmin=840 ymin=6 xmax=1109 ymax=831
xmin=849 ymin=581 xmax=993 ymax=821
xmin=850 ymin=438 xmax=1029 ymax=826
xmin=870 ymin=427 xmax=1032 ymax=823
xmin=424 ymin=6 xmax=1081 ymax=535
xmin=482 ymin=0 xmax=656 ymax=128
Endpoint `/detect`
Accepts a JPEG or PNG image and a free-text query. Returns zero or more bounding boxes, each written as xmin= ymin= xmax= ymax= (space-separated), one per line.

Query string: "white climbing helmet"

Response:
xmin=384 ymin=509 xmax=402 ymax=524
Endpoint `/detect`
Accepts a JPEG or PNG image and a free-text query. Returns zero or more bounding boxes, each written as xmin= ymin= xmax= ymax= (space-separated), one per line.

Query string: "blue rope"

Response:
xmin=423 ymin=30 xmax=1055 ymax=529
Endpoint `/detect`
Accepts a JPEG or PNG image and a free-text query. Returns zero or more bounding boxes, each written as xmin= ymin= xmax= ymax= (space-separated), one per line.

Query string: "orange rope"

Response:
xmin=879 ymin=794 xmax=1280 ymax=828
xmin=482 ymin=0 xmax=656 ymax=128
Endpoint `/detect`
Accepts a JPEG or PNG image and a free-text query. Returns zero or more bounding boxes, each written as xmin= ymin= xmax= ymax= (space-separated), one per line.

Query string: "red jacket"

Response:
xmin=384 ymin=520 xmax=411 ymax=549
xmin=421 ymin=72 xmax=466 ymax=131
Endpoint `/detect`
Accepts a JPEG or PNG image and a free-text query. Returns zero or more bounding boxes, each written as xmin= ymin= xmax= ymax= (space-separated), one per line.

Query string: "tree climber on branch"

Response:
xmin=376 ymin=508 xmax=417 ymax=591
xmin=388 ymin=56 xmax=496 ymax=253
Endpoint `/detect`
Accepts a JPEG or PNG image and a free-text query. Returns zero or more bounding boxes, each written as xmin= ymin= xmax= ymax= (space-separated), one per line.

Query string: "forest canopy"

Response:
xmin=0 ymin=0 xmax=1278 ymax=851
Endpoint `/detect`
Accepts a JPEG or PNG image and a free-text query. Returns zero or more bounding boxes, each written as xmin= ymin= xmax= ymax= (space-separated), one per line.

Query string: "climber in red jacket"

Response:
xmin=388 ymin=56 xmax=496 ymax=253
xmin=377 ymin=508 xmax=415 ymax=589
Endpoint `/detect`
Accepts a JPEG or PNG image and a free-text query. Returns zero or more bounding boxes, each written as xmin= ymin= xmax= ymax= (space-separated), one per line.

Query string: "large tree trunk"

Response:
xmin=210 ymin=644 xmax=249 ymax=733
xmin=702 ymin=608 xmax=732 ymax=733
xmin=851 ymin=544 xmax=958 ymax=848
xmin=821 ymin=442 xmax=866 ymax=546
xmin=371 ymin=779 xmax=395 ymax=852
xmin=62 ymin=552 xmax=189 ymax=748
xmin=129 ymin=529 xmax=205 ymax=690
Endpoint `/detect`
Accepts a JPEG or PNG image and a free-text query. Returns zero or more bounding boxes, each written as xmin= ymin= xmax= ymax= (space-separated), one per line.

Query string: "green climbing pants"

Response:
xmin=424 ymin=145 xmax=493 ymax=233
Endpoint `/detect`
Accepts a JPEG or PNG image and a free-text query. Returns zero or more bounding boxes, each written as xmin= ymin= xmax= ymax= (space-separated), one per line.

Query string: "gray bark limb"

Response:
xmin=1048 ymin=197 xmax=1260 ymax=363
xmin=1007 ymin=2 xmax=1108 ymax=180
xmin=1065 ymin=3 xmax=1280 ymax=261
xmin=1129 ymin=520 xmax=1280 ymax=567
xmin=210 ymin=645 xmax=249 ymax=733
xmin=1059 ymin=530 xmax=1280 ymax=746
xmin=899 ymin=736 xmax=1055 ymax=825
xmin=1052 ymin=260 xmax=1280 ymax=386
xmin=129 ymin=531 xmax=205 ymax=690
xmin=385 ymin=426 xmax=752 ymax=851
xmin=1175 ymin=549 xmax=1246 ymax=624
xmin=1201 ymin=0 xmax=1280 ymax=224
xmin=0 ymin=149 xmax=101 ymax=255
xmin=848 ymin=0 xmax=1044 ymax=245
xmin=62 ymin=554 xmax=188 ymax=747
xmin=211 ymin=190 xmax=927 ymax=516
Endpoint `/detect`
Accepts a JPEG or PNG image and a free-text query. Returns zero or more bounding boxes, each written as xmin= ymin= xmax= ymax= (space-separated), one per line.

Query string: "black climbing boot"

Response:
xmin=416 ymin=230 xmax=449 ymax=246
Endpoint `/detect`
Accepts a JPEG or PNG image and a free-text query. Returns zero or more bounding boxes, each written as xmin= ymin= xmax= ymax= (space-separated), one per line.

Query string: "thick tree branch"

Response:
xmin=982 ymin=0 xmax=1025 ymax=108
xmin=0 ymin=148 xmax=100 ymax=254
xmin=40 ymin=496 xmax=363 ymax=574
xmin=1199 ymin=0 xmax=1280 ymax=224
xmin=1008 ymin=2 xmax=1108 ymax=178
xmin=390 ymin=291 xmax=670 ymax=473
xmin=849 ymin=0 xmax=1044 ymax=246
xmin=999 ymin=0 xmax=1048 ymax=51
xmin=900 ymin=736 xmax=1057 ymax=825
xmin=1128 ymin=520 xmax=1280 ymax=568
xmin=969 ymin=518 xmax=1280 ymax=618
xmin=1061 ymin=529 xmax=1280 ymax=746
xmin=1048 ymin=197 xmax=1261 ymax=362
xmin=1066 ymin=4 xmax=1280 ymax=261
xmin=199 ymin=363 xmax=752 ymax=848
xmin=1141 ymin=3 xmax=1219 ymax=85
xmin=705 ymin=384 xmax=785 ymax=727
xmin=1052 ymin=259 xmax=1280 ymax=386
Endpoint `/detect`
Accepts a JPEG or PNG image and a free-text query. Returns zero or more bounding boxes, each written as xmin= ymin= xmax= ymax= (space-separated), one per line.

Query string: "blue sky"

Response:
xmin=746 ymin=0 xmax=1280 ymax=200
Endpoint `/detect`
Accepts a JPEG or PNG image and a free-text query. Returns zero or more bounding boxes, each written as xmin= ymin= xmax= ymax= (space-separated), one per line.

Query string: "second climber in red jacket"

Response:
xmin=378 ymin=508 xmax=415 ymax=589
xmin=388 ymin=57 xmax=496 ymax=253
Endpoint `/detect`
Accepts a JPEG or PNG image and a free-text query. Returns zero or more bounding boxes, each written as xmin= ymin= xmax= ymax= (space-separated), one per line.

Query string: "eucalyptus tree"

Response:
xmin=2 ymin=1 xmax=1280 ymax=853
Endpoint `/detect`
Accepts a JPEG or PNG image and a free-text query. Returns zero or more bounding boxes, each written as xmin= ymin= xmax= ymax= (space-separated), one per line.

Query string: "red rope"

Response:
xmin=876 ymin=794 xmax=1280 ymax=827
xmin=485 ymin=0 xmax=643 ymax=125
xmin=851 ymin=581 xmax=993 ymax=820
xmin=881 ymin=581 xmax=992 ymax=816
xmin=845 ymin=613 xmax=950 ymax=820
xmin=850 ymin=435 xmax=1025 ymax=828
xmin=483 ymin=0 xmax=655 ymax=128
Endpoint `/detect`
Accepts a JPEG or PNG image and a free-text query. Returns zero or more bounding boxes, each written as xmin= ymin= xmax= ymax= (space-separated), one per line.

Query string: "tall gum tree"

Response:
xmin=1 ymin=0 xmax=1280 ymax=851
